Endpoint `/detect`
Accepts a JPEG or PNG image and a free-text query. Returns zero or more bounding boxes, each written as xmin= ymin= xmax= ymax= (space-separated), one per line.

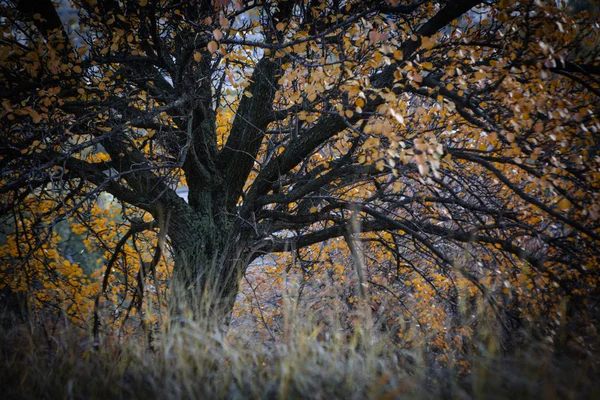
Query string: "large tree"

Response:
xmin=1 ymin=0 xmax=599 ymax=334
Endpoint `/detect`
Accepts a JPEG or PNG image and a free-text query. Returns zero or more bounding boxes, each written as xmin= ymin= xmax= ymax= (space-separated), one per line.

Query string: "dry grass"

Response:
xmin=1 ymin=302 xmax=598 ymax=400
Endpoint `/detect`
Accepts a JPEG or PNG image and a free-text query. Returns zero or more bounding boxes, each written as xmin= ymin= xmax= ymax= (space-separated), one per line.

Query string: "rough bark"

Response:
xmin=160 ymin=197 xmax=249 ymax=327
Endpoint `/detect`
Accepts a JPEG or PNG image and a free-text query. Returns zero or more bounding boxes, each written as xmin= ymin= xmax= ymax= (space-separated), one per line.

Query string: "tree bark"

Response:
xmin=163 ymin=203 xmax=249 ymax=327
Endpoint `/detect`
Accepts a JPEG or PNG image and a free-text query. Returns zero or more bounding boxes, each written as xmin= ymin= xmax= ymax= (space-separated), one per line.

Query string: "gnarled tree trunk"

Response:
xmin=163 ymin=198 xmax=250 ymax=327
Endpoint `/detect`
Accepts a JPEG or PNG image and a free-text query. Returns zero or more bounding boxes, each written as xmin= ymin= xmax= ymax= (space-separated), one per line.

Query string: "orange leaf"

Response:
xmin=207 ymin=41 xmax=218 ymax=53
xmin=213 ymin=29 xmax=223 ymax=41
xmin=558 ymin=199 xmax=571 ymax=210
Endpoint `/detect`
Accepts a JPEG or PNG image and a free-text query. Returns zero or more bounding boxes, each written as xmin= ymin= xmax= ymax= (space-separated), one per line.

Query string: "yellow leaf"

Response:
xmin=73 ymin=65 xmax=82 ymax=73
xmin=193 ymin=52 xmax=202 ymax=62
xmin=373 ymin=122 xmax=383 ymax=134
xmin=140 ymin=0 xmax=147 ymax=5
xmin=421 ymin=36 xmax=435 ymax=50
xmin=558 ymin=199 xmax=571 ymax=210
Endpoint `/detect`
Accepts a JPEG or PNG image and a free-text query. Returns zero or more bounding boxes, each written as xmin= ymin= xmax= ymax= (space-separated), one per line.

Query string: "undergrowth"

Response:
xmin=1 ymin=304 xmax=598 ymax=400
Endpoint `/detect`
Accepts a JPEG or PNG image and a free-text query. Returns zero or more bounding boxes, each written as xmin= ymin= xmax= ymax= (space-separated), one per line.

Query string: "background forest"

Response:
xmin=1 ymin=0 xmax=599 ymax=398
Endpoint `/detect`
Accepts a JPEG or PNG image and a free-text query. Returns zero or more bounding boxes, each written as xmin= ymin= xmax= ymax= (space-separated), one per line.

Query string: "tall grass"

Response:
xmin=1 ymin=298 xmax=598 ymax=400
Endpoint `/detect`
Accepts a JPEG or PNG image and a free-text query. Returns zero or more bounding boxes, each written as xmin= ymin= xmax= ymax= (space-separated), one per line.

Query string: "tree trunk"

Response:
xmin=163 ymin=203 xmax=249 ymax=328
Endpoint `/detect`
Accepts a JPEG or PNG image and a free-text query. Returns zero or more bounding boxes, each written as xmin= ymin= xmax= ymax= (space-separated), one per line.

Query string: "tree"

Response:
xmin=1 ymin=0 xmax=599 ymax=338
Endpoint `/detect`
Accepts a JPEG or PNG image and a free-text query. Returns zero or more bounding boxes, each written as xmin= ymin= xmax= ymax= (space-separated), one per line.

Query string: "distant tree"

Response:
xmin=1 ymin=0 xmax=599 ymax=337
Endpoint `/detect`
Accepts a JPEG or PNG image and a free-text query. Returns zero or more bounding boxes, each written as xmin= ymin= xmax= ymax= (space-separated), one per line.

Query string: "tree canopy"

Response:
xmin=1 ymin=0 xmax=599 ymax=352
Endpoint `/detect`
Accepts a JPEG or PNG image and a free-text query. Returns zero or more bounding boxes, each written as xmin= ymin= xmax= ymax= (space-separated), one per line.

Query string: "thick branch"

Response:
xmin=218 ymin=58 xmax=284 ymax=210
xmin=16 ymin=0 xmax=72 ymax=54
